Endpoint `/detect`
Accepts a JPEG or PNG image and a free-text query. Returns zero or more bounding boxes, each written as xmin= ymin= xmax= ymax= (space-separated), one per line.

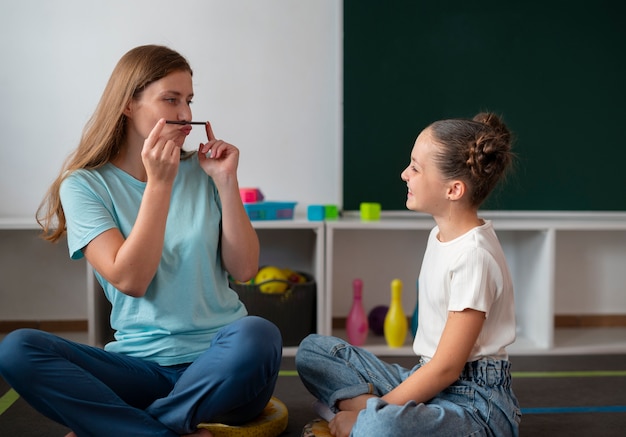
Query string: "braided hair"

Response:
xmin=429 ymin=113 xmax=514 ymax=207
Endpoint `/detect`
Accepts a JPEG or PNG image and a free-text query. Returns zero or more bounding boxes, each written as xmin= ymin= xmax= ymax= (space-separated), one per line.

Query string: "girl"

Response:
xmin=296 ymin=113 xmax=521 ymax=436
xmin=0 ymin=45 xmax=282 ymax=437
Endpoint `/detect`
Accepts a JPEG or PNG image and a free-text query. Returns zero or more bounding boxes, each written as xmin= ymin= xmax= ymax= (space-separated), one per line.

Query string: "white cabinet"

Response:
xmin=324 ymin=212 xmax=626 ymax=356
xmin=0 ymin=225 xmax=86 ymax=323
xmin=247 ymin=220 xmax=325 ymax=356
xmin=87 ymin=220 xmax=325 ymax=356
xmin=324 ymin=216 xmax=431 ymax=355
xmin=3 ymin=212 xmax=626 ymax=356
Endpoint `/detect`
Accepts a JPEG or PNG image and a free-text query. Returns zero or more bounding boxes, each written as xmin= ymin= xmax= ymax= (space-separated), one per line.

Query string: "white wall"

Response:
xmin=0 ymin=0 xmax=342 ymax=222
xmin=3 ymin=2 xmax=624 ymax=324
xmin=0 ymin=0 xmax=341 ymax=321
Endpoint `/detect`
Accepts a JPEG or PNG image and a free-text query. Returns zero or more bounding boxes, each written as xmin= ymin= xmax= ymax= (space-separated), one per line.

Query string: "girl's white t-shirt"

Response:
xmin=413 ymin=220 xmax=516 ymax=361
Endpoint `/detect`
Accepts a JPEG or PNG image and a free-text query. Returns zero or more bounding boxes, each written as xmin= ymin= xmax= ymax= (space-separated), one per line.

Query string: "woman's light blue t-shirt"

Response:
xmin=60 ymin=154 xmax=247 ymax=365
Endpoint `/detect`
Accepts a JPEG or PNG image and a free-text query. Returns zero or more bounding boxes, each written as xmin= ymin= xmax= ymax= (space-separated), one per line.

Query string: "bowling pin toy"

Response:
xmin=346 ymin=278 xmax=368 ymax=346
xmin=384 ymin=279 xmax=408 ymax=348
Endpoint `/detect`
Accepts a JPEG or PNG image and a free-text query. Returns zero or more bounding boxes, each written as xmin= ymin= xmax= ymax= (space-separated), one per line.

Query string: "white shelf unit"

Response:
xmin=325 ymin=212 xmax=626 ymax=356
xmin=4 ymin=212 xmax=626 ymax=357
xmin=249 ymin=220 xmax=325 ymax=357
xmin=87 ymin=219 xmax=325 ymax=357
xmin=324 ymin=215 xmax=432 ymax=356
xmin=0 ymin=224 xmax=87 ymax=323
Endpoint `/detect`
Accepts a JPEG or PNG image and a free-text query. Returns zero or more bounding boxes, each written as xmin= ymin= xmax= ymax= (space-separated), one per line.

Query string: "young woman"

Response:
xmin=0 ymin=45 xmax=282 ymax=437
xmin=296 ymin=113 xmax=522 ymax=436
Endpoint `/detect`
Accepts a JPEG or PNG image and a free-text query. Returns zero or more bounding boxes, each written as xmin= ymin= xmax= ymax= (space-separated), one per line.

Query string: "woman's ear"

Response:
xmin=446 ymin=180 xmax=466 ymax=201
xmin=122 ymin=99 xmax=133 ymax=118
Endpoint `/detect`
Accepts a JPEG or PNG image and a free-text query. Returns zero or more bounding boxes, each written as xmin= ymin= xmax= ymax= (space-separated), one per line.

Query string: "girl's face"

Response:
xmin=125 ymin=70 xmax=194 ymax=148
xmin=400 ymin=128 xmax=450 ymax=215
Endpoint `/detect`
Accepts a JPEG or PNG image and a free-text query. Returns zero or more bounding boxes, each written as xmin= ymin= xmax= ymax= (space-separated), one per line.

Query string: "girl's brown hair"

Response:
xmin=37 ymin=45 xmax=193 ymax=242
xmin=429 ymin=112 xmax=514 ymax=207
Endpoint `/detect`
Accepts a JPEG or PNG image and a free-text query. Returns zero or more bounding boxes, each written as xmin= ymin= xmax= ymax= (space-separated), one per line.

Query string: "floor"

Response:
xmin=1 ymin=332 xmax=626 ymax=436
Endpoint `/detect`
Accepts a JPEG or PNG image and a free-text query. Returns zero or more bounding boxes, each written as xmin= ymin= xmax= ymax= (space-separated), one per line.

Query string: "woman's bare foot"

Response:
xmin=182 ymin=428 xmax=213 ymax=437
xmin=64 ymin=433 xmax=77 ymax=437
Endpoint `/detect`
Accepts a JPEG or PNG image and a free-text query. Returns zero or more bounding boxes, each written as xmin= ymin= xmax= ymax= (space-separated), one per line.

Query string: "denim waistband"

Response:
xmin=458 ymin=359 xmax=513 ymax=388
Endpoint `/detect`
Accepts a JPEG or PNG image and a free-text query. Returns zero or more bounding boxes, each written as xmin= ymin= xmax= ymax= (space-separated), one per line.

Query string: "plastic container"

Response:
xmin=243 ymin=202 xmax=297 ymax=220
xmin=239 ymin=188 xmax=265 ymax=203
xmin=230 ymin=272 xmax=316 ymax=346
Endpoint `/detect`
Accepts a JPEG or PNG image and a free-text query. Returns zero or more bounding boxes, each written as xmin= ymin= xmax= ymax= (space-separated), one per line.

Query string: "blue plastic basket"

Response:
xmin=243 ymin=202 xmax=297 ymax=220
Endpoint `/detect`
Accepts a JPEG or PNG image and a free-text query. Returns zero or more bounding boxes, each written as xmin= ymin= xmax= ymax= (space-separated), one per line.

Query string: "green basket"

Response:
xmin=230 ymin=272 xmax=316 ymax=347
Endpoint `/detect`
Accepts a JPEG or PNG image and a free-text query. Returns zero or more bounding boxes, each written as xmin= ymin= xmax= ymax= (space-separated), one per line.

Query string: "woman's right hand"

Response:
xmin=84 ymin=119 xmax=178 ymax=297
xmin=141 ymin=119 xmax=180 ymax=185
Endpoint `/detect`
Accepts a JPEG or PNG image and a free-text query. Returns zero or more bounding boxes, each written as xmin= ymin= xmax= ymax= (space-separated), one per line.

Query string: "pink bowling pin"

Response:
xmin=346 ymin=278 xmax=369 ymax=346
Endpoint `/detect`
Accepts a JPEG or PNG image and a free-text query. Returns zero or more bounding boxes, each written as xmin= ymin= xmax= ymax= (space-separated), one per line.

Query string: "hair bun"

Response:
xmin=473 ymin=112 xmax=511 ymax=142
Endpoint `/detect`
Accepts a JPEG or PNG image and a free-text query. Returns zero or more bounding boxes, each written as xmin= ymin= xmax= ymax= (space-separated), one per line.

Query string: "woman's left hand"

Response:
xmin=198 ymin=121 xmax=239 ymax=183
xmin=328 ymin=411 xmax=358 ymax=437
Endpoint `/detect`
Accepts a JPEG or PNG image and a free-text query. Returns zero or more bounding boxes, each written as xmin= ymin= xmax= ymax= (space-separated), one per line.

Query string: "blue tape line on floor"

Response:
xmin=512 ymin=370 xmax=626 ymax=378
xmin=280 ymin=370 xmax=626 ymax=378
xmin=0 ymin=389 xmax=19 ymax=416
xmin=522 ymin=405 xmax=626 ymax=414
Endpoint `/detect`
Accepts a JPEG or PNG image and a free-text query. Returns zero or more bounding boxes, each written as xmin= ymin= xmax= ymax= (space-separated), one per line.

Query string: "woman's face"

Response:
xmin=125 ymin=70 xmax=194 ymax=148
xmin=400 ymin=128 xmax=449 ymax=215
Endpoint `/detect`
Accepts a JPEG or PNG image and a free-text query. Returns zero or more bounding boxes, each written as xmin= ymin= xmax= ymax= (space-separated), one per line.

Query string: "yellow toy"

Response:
xmin=255 ymin=266 xmax=289 ymax=294
xmin=384 ymin=279 xmax=408 ymax=348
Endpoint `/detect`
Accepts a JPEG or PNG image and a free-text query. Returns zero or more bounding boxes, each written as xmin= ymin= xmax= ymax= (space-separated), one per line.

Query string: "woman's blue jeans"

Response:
xmin=0 ymin=316 xmax=282 ymax=437
xmin=295 ymin=334 xmax=521 ymax=437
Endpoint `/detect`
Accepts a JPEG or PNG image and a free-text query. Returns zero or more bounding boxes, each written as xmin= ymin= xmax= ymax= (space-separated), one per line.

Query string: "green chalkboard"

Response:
xmin=343 ymin=0 xmax=626 ymax=211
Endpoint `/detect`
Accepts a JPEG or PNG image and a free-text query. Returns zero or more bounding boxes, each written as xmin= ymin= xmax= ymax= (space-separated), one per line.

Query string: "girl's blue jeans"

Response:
xmin=0 ymin=316 xmax=282 ymax=437
xmin=296 ymin=334 xmax=521 ymax=437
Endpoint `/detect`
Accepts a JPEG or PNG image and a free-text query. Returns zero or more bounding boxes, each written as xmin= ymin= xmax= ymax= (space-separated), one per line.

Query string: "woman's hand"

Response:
xmin=141 ymin=119 xmax=180 ymax=185
xmin=196 ymin=120 xmax=259 ymax=281
xmin=198 ymin=121 xmax=239 ymax=184
xmin=329 ymin=411 xmax=359 ymax=437
xmin=84 ymin=119 xmax=179 ymax=297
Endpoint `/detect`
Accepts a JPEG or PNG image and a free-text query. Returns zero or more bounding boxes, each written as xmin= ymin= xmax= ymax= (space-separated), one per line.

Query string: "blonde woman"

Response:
xmin=0 ymin=45 xmax=281 ymax=437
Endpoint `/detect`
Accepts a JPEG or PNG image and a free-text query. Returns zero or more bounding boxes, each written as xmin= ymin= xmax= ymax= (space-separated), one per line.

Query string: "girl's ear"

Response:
xmin=446 ymin=180 xmax=466 ymax=201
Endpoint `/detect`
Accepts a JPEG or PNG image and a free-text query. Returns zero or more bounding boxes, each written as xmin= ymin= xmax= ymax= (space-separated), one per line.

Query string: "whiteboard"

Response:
xmin=0 ymin=0 xmax=341 ymax=222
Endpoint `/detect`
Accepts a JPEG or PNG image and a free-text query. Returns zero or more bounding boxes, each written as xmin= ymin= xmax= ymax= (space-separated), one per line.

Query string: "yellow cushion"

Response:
xmin=198 ymin=397 xmax=288 ymax=437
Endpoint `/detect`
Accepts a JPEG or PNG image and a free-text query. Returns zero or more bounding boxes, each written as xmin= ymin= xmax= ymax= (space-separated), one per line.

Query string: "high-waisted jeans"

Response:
xmin=296 ymin=334 xmax=521 ymax=436
xmin=0 ymin=316 xmax=282 ymax=437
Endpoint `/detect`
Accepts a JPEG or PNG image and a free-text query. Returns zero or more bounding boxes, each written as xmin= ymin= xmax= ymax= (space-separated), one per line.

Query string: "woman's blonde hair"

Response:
xmin=36 ymin=45 xmax=193 ymax=242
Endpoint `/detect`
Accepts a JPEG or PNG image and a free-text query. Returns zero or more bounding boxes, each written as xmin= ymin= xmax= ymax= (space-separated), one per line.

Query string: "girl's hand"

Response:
xmin=328 ymin=411 xmax=358 ymax=437
xmin=141 ymin=119 xmax=180 ymax=185
xmin=198 ymin=121 xmax=239 ymax=183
